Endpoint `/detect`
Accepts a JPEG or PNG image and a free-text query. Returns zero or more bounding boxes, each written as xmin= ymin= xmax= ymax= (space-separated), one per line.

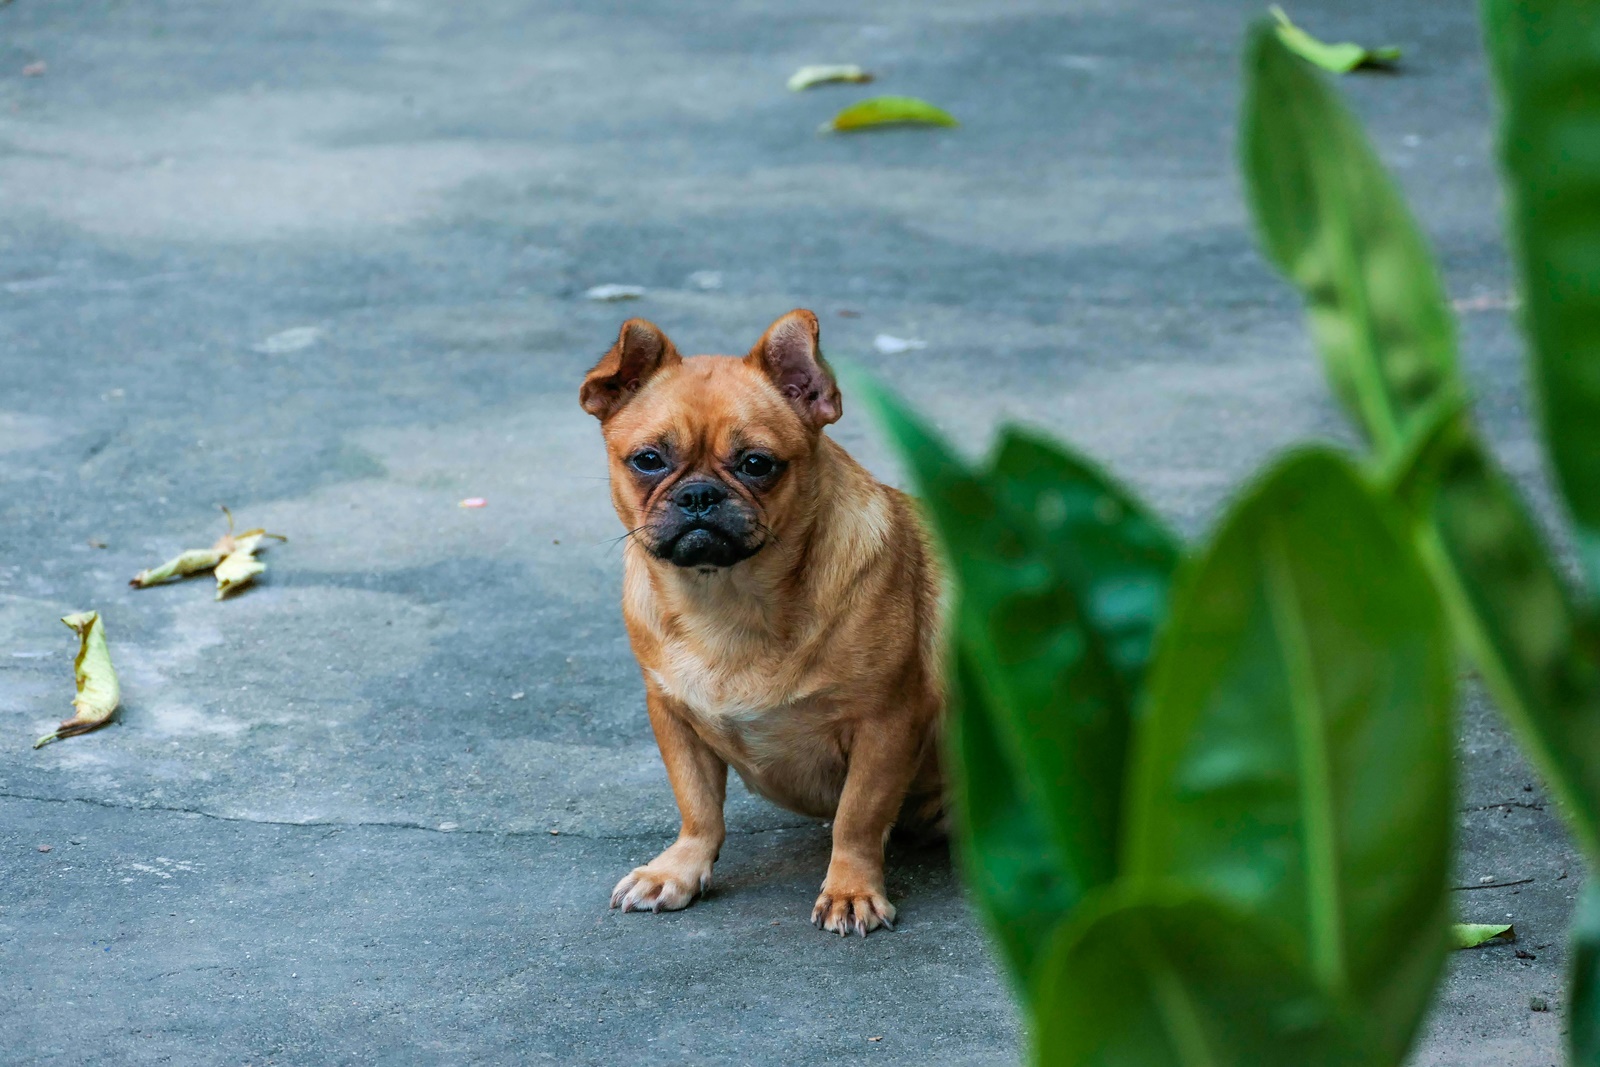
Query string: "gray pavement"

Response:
xmin=0 ymin=0 xmax=1582 ymax=1063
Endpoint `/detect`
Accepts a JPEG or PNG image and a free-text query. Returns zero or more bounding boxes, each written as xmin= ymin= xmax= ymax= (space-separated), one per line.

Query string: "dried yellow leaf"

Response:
xmin=35 ymin=611 xmax=120 ymax=748
xmin=226 ymin=530 xmax=285 ymax=558
xmin=214 ymin=549 xmax=267 ymax=600
xmin=787 ymin=64 xmax=873 ymax=91
xmin=129 ymin=548 xmax=225 ymax=588
xmin=129 ymin=507 xmax=285 ymax=598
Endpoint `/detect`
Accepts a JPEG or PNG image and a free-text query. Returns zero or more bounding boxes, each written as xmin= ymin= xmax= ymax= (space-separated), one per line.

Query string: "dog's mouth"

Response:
xmin=654 ymin=524 xmax=762 ymax=569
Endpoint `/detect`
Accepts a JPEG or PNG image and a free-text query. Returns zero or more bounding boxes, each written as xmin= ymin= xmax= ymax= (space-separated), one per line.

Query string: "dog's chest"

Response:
xmin=647 ymin=643 xmax=846 ymax=813
xmin=648 ymin=643 xmax=817 ymax=740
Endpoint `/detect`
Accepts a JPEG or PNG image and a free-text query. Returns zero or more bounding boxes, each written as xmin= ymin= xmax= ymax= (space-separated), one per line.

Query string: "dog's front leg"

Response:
xmin=611 ymin=684 xmax=727 ymax=913
xmin=812 ymin=719 xmax=925 ymax=936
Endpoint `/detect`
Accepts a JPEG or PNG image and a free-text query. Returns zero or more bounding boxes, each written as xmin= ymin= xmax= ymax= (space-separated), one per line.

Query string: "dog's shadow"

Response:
xmin=704 ymin=821 xmax=955 ymax=918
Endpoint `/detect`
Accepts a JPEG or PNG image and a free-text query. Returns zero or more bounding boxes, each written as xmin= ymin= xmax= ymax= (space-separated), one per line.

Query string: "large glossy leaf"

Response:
xmin=1571 ymin=882 xmax=1600 ymax=1065
xmin=1240 ymin=21 xmax=1461 ymax=460
xmin=946 ymin=647 xmax=1076 ymax=989
xmin=1125 ymin=449 xmax=1454 ymax=1062
xmin=1243 ymin=11 xmax=1600 ymax=858
xmin=988 ymin=427 xmax=1180 ymax=703
xmin=1484 ymin=0 xmax=1600 ymax=594
xmin=1033 ymin=889 xmax=1370 ymax=1067
xmin=1393 ymin=409 xmax=1600 ymax=857
xmin=857 ymin=378 xmax=1121 ymax=901
xmin=853 ymin=370 xmax=1177 ymax=990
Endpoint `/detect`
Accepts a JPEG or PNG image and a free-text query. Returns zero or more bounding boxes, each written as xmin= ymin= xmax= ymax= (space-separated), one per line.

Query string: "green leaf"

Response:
xmin=988 ymin=427 xmax=1181 ymax=703
xmin=1394 ymin=412 xmax=1600 ymax=858
xmin=1571 ymin=883 xmax=1600 ymax=1065
xmin=822 ymin=96 xmax=958 ymax=132
xmin=852 ymin=368 xmax=1175 ymax=991
xmin=1484 ymin=0 xmax=1600 ymax=595
xmin=1033 ymin=889 xmax=1371 ymax=1067
xmin=1125 ymin=449 xmax=1454 ymax=1062
xmin=946 ymin=647 xmax=1077 ymax=990
xmin=1244 ymin=12 xmax=1600 ymax=860
xmin=1450 ymin=922 xmax=1515 ymax=950
xmin=1270 ymin=7 xmax=1401 ymax=74
xmin=1242 ymin=20 xmax=1459 ymax=460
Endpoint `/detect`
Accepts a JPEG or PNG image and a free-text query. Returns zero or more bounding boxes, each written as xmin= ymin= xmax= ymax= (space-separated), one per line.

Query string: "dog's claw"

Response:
xmin=811 ymin=886 xmax=896 ymax=937
xmin=610 ymin=858 xmax=708 ymax=916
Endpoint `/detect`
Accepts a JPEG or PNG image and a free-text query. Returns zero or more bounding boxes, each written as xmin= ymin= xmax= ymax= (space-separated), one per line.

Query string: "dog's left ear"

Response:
xmin=746 ymin=309 xmax=841 ymax=430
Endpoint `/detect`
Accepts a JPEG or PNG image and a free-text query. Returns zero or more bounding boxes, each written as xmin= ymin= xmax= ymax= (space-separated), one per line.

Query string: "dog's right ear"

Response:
xmin=580 ymin=319 xmax=682 ymax=421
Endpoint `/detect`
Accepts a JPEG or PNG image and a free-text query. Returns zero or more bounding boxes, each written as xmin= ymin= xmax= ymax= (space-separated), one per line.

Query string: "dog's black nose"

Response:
xmin=674 ymin=481 xmax=727 ymax=516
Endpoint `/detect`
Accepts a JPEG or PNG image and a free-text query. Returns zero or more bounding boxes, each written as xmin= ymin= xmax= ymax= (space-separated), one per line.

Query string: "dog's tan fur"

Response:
xmin=580 ymin=309 xmax=946 ymax=935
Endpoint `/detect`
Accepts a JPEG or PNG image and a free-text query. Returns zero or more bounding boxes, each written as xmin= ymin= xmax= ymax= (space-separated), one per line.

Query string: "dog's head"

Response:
xmin=580 ymin=309 xmax=842 ymax=571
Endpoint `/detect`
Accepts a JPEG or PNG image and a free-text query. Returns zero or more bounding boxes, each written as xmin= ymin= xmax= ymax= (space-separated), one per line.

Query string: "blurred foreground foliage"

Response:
xmin=859 ymin=7 xmax=1600 ymax=1064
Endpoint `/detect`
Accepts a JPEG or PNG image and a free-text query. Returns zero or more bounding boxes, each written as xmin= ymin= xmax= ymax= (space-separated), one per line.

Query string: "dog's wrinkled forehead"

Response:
xmin=606 ymin=357 xmax=806 ymax=459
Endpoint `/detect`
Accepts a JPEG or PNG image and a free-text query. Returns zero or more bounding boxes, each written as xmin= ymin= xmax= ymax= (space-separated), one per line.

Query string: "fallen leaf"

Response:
xmin=458 ymin=497 xmax=488 ymax=509
xmin=252 ymin=326 xmax=323 ymax=354
xmin=130 ymin=548 xmax=227 ymax=588
xmin=1452 ymin=922 xmax=1516 ymax=949
xmin=130 ymin=507 xmax=285 ymax=598
xmin=1531 ymin=996 xmax=1550 ymax=1012
xmin=37 ymin=844 xmax=52 ymax=853
xmin=873 ymin=334 xmax=927 ymax=354
xmin=822 ymin=96 xmax=958 ymax=133
xmin=213 ymin=524 xmax=286 ymax=600
xmin=1270 ymin=7 xmax=1400 ymax=73
xmin=22 ymin=61 xmax=46 ymax=77
xmin=584 ymin=284 xmax=646 ymax=302
xmin=213 ymin=550 xmax=266 ymax=600
xmin=867 ymin=1036 xmax=884 ymax=1042
xmin=787 ymin=64 xmax=874 ymax=91
xmin=34 ymin=611 xmax=120 ymax=748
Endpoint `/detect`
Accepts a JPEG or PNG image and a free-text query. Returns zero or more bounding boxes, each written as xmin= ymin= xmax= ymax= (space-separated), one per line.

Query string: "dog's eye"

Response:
xmin=738 ymin=453 xmax=776 ymax=478
xmin=629 ymin=450 xmax=668 ymax=474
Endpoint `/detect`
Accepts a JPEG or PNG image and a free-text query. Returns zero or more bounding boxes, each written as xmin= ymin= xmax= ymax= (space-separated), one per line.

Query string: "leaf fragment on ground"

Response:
xmin=130 ymin=548 xmax=227 ymax=588
xmin=252 ymin=326 xmax=323 ymax=354
xmin=34 ymin=611 xmax=120 ymax=748
xmin=213 ymin=522 xmax=285 ymax=600
xmin=583 ymin=284 xmax=645 ymax=301
xmin=822 ymin=96 xmax=958 ymax=133
xmin=1270 ymin=7 xmax=1400 ymax=73
xmin=873 ymin=334 xmax=927 ymax=354
xmin=213 ymin=550 xmax=266 ymax=600
xmin=787 ymin=64 xmax=873 ymax=91
xmin=1452 ymin=922 xmax=1516 ymax=949
xmin=458 ymin=497 xmax=488 ymax=509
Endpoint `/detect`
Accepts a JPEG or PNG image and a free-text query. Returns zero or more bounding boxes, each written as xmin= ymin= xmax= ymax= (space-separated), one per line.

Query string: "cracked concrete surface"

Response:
xmin=0 ymin=0 xmax=1584 ymax=1063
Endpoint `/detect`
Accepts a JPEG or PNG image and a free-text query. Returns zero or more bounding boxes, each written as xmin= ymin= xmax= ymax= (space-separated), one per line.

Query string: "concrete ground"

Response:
xmin=0 ymin=0 xmax=1582 ymax=1063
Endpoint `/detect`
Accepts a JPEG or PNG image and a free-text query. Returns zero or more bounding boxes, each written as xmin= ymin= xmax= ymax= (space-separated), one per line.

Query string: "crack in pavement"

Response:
xmin=0 ymin=791 xmax=818 ymax=842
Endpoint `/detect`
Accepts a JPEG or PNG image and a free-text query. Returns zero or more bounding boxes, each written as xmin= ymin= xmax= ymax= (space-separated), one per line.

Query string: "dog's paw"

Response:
xmin=610 ymin=861 xmax=710 ymax=914
xmin=811 ymin=883 xmax=896 ymax=937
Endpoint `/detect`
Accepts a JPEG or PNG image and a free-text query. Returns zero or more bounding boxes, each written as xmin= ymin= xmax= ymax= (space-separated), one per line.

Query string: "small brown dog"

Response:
xmin=580 ymin=309 xmax=946 ymax=936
